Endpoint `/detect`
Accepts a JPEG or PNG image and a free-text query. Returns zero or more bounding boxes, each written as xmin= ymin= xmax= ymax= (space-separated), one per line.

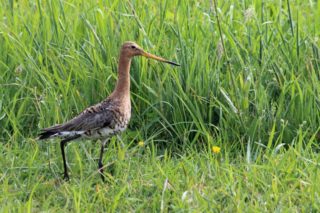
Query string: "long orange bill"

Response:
xmin=142 ymin=51 xmax=180 ymax=66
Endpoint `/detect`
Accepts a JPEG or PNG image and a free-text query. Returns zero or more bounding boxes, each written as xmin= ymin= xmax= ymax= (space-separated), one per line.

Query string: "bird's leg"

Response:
xmin=60 ymin=139 xmax=70 ymax=181
xmin=98 ymin=139 xmax=108 ymax=181
xmin=60 ymin=135 xmax=80 ymax=181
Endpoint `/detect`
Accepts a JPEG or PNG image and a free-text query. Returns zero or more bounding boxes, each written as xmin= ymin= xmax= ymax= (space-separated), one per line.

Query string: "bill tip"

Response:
xmin=167 ymin=61 xmax=180 ymax=66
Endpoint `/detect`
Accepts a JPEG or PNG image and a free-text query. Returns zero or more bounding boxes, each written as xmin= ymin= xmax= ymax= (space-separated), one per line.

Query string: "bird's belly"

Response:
xmin=84 ymin=125 xmax=127 ymax=139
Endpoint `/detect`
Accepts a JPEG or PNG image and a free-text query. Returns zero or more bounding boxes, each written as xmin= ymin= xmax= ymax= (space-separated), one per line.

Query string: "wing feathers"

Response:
xmin=38 ymin=99 xmax=118 ymax=140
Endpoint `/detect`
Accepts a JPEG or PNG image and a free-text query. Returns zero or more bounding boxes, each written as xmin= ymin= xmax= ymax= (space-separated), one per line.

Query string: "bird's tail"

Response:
xmin=38 ymin=131 xmax=57 ymax=140
xmin=38 ymin=125 xmax=62 ymax=140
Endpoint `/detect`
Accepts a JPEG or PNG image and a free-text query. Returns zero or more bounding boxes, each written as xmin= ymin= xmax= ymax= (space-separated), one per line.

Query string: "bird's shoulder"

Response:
xmin=80 ymin=98 xmax=119 ymax=116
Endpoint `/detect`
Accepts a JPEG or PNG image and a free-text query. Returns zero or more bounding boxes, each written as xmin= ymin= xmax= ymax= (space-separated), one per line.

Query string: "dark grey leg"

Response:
xmin=60 ymin=139 xmax=69 ymax=180
xmin=60 ymin=135 xmax=80 ymax=181
xmin=98 ymin=139 xmax=108 ymax=181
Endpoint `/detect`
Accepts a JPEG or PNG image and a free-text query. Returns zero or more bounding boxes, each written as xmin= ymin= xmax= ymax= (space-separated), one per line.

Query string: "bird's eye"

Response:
xmin=131 ymin=45 xmax=136 ymax=49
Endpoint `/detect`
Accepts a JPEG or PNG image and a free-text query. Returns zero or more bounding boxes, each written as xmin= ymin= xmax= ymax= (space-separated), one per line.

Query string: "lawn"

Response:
xmin=1 ymin=0 xmax=320 ymax=212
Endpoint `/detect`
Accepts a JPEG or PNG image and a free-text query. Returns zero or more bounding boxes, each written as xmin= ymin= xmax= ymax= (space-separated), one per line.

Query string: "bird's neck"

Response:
xmin=113 ymin=54 xmax=131 ymax=99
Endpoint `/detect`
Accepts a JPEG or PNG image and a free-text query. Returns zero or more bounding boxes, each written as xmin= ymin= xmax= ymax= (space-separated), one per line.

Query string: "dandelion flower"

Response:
xmin=212 ymin=146 xmax=221 ymax=154
xmin=138 ymin=141 xmax=144 ymax=147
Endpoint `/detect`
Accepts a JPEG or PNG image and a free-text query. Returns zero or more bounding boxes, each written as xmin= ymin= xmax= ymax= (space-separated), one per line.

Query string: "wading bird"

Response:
xmin=38 ymin=41 xmax=179 ymax=181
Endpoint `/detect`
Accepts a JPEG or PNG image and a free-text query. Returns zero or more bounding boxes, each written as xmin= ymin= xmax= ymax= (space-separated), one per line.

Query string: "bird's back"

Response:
xmin=39 ymin=96 xmax=131 ymax=141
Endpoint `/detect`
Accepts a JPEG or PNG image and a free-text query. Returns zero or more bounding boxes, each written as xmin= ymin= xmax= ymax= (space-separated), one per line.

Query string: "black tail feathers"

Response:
xmin=38 ymin=130 xmax=57 ymax=140
xmin=38 ymin=124 xmax=63 ymax=140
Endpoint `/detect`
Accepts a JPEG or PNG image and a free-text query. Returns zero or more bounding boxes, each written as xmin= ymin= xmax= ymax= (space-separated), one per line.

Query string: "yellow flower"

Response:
xmin=138 ymin=141 xmax=145 ymax=147
xmin=212 ymin=146 xmax=221 ymax=154
xmin=96 ymin=184 xmax=100 ymax=193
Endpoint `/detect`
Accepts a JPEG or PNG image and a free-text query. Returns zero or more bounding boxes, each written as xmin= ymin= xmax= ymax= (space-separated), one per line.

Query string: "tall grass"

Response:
xmin=0 ymin=0 xmax=320 ymax=211
xmin=1 ymin=0 xmax=319 ymax=147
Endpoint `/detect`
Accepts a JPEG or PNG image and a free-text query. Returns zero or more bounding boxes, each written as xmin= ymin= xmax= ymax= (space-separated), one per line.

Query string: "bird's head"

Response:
xmin=120 ymin=41 xmax=180 ymax=66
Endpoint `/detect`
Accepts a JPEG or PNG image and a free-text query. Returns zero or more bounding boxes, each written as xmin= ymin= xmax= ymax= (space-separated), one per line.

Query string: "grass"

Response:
xmin=0 ymin=0 xmax=320 ymax=211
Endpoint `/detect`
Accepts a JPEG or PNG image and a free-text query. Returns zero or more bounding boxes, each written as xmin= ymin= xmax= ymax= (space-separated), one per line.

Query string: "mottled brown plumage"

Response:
xmin=38 ymin=41 xmax=179 ymax=181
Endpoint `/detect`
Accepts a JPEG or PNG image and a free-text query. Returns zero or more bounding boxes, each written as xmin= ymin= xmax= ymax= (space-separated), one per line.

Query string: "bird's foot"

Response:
xmin=98 ymin=164 xmax=105 ymax=182
xmin=63 ymin=173 xmax=70 ymax=181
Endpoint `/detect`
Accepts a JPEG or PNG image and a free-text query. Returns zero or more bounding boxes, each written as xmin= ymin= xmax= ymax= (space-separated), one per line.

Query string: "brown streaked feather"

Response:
xmin=49 ymin=109 xmax=116 ymax=131
xmin=39 ymin=98 xmax=120 ymax=139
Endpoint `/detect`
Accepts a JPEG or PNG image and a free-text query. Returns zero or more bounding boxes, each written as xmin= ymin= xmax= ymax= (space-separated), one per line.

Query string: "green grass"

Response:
xmin=0 ymin=0 xmax=320 ymax=211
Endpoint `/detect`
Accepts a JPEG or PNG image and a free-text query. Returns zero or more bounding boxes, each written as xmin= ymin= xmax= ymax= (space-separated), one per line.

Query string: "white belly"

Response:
xmin=85 ymin=125 xmax=127 ymax=139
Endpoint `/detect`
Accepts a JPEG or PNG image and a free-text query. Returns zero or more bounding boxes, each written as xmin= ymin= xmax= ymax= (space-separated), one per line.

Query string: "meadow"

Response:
xmin=1 ymin=0 xmax=320 ymax=211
